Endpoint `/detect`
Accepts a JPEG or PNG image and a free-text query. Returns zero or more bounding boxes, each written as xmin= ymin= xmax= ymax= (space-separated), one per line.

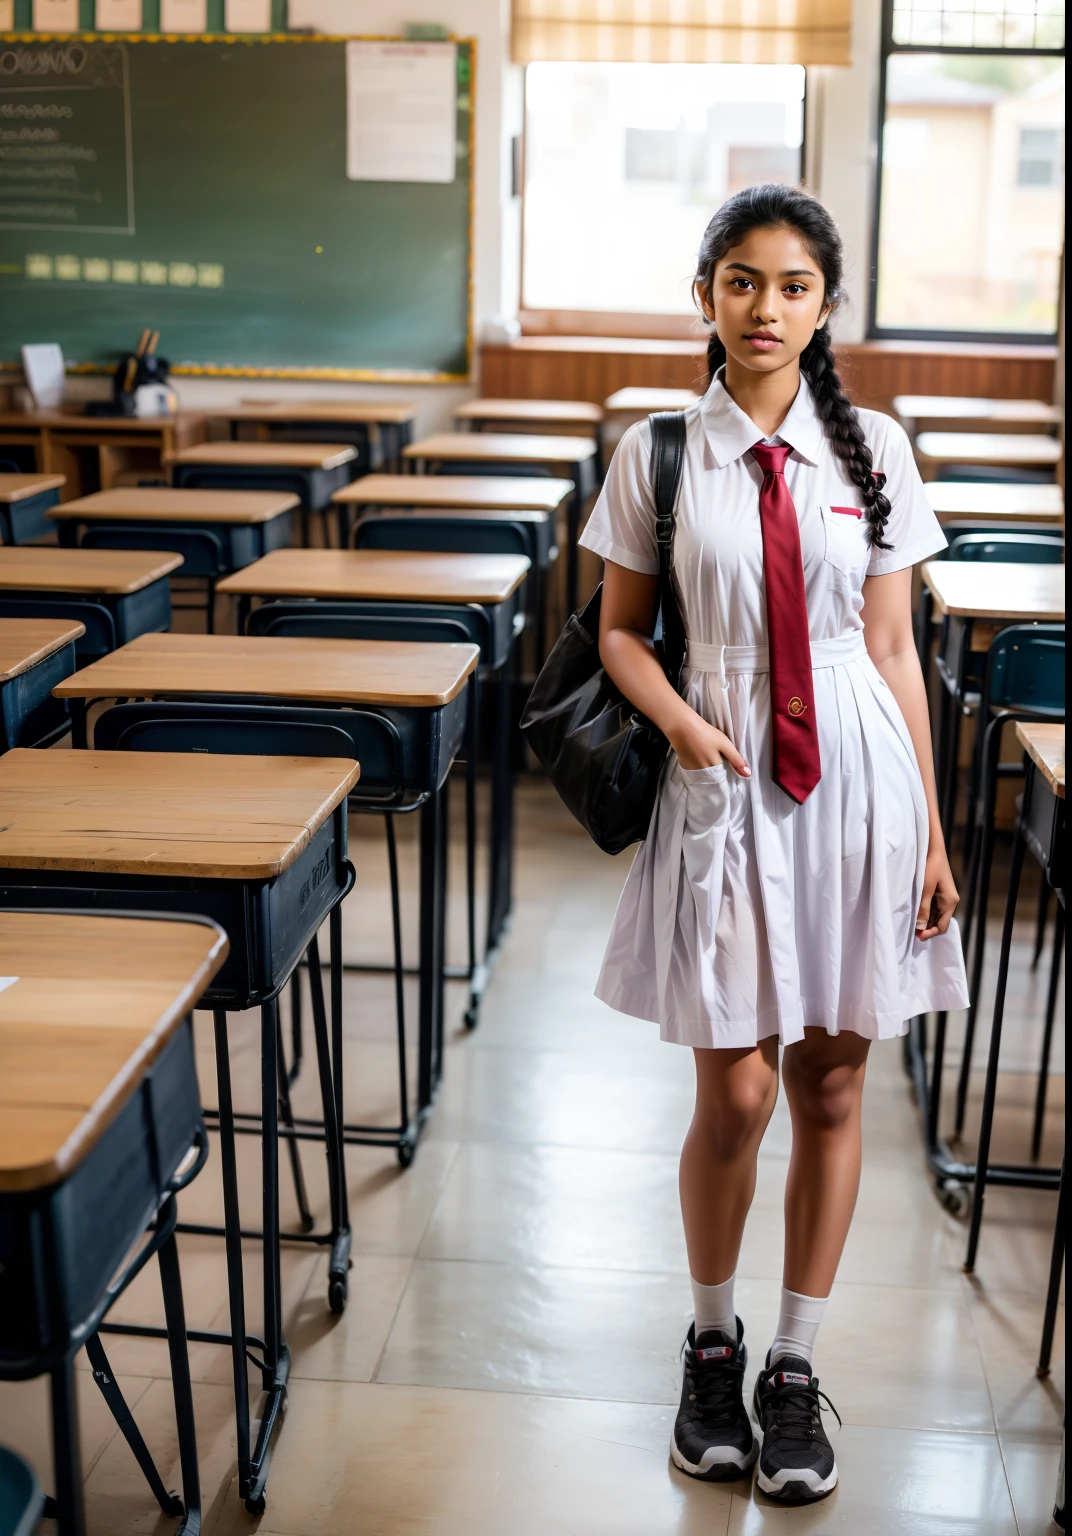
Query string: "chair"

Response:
xmin=80 ymin=524 xmax=225 ymax=630
xmin=354 ymin=515 xmax=531 ymax=560
xmin=93 ymin=699 xmax=422 ymax=1164
xmin=951 ymin=625 xmax=1065 ymax=1142
xmin=0 ymin=1446 xmax=42 ymax=1536
xmin=946 ymin=532 xmax=1065 ymax=563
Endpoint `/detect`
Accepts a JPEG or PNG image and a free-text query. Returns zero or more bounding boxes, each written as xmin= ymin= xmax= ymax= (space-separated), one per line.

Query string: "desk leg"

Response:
xmin=964 ymin=780 xmax=1030 ymax=1272
xmin=417 ymin=789 xmax=441 ymax=1115
xmin=157 ymin=1209 xmax=202 ymax=1534
xmin=70 ymin=699 xmax=87 ymax=750
xmin=307 ymin=932 xmax=351 ymax=1314
xmin=435 ymin=774 xmax=449 ymax=1085
xmin=1038 ymin=1154 xmax=1066 ymax=1376
xmin=49 ymin=1354 xmax=86 ymax=1536
xmin=213 ymin=1011 xmax=252 ymax=1499
xmin=565 ymin=487 xmax=580 ymax=617
xmin=486 ymin=652 xmax=516 ymax=960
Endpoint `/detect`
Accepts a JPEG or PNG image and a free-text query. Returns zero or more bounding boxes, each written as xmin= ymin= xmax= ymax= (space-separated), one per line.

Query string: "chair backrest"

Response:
xmin=92 ymin=700 xmax=406 ymax=801
xmin=354 ymin=515 xmax=529 ymax=560
xmin=80 ymin=524 xmax=224 ymax=579
xmin=248 ymin=601 xmax=473 ymax=647
xmin=0 ymin=594 xmax=116 ymax=658
xmin=947 ymin=532 xmax=1064 ymax=564
xmin=983 ymin=624 xmax=1065 ymax=714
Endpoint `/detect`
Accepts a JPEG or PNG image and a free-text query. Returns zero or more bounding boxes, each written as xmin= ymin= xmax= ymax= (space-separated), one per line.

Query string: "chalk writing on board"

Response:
xmin=0 ymin=42 xmax=134 ymax=234
xmin=24 ymin=252 xmax=225 ymax=287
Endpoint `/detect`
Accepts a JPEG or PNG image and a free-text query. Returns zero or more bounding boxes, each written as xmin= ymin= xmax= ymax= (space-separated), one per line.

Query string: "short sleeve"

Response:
xmin=866 ymin=415 xmax=948 ymax=576
xmin=577 ymin=420 xmax=659 ymax=575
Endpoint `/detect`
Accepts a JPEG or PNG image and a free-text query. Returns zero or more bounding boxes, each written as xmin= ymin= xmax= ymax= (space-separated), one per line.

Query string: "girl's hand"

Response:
xmin=917 ymin=840 xmax=959 ymax=940
xmin=669 ymin=713 xmax=751 ymax=777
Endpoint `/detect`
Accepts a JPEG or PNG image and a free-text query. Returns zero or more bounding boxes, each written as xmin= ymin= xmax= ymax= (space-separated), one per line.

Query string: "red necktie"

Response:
xmin=750 ymin=443 xmax=821 ymax=804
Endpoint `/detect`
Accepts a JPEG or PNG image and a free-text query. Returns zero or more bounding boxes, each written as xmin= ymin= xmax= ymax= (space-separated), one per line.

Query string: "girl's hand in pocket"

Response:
xmin=670 ymin=714 xmax=750 ymax=776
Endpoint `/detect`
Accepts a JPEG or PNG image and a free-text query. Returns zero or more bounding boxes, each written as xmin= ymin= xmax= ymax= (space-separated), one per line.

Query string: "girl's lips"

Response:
xmin=746 ymin=335 xmax=781 ymax=351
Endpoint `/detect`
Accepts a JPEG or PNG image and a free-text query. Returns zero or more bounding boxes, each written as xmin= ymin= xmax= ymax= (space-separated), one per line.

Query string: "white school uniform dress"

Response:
xmin=577 ymin=372 xmax=969 ymax=1050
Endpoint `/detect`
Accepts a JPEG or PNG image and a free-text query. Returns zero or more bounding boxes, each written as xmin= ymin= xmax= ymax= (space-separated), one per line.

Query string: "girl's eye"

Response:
xmin=730 ymin=278 xmax=754 ymax=291
xmin=784 ymin=284 xmax=807 ymax=296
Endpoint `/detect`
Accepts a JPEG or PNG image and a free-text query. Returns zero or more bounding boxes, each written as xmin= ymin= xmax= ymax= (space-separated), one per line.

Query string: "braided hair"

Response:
xmin=695 ymin=184 xmax=891 ymax=549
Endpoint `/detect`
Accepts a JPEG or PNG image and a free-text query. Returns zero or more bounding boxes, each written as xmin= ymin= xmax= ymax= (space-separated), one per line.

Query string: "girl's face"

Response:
xmin=699 ymin=224 xmax=832 ymax=377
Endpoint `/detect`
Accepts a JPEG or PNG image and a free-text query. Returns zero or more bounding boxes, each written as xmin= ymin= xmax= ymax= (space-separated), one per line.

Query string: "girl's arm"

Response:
xmin=598 ymin=559 xmax=751 ymax=776
xmin=861 ymin=566 xmax=958 ymax=939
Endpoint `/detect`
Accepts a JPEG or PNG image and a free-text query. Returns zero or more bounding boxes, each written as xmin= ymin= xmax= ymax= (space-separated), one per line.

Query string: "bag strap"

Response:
xmin=648 ymin=409 xmax=688 ymax=689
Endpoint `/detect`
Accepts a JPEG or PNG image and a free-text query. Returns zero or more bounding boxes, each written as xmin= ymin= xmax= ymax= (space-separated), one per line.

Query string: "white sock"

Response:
xmin=691 ymin=1273 xmax=737 ymax=1342
xmin=770 ymin=1287 xmax=828 ymax=1370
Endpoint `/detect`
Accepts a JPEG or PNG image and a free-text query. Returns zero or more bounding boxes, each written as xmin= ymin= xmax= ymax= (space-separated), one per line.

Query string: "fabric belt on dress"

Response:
xmin=684 ymin=630 xmax=868 ymax=688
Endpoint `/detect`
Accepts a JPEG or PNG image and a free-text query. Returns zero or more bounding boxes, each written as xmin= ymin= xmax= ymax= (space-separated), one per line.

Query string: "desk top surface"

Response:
xmin=455 ymin=398 xmax=604 ymax=426
xmin=50 ymin=487 xmax=300 ymax=524
xmin=56 ymin=631 xmax=479 ymax=708
xmin=334 ymin=473 xmax=572 ymax=511
xmin=0 ymin=912 xmax=227 ymax=1193
xmin=0 ymin=546 xmax=184 ymax=593
xmin=926 ymin=481 xmax=1064 ymax=520
xmin=225 ymin=399 xmax=417 ymax=424
xmin=921 ymin=560 xmax=1065 ymax=620
xmin=0 ymin=617 xmax=85 ymax=681
xmin=0 ymin=472 xmax=66 ymax=503
xmin=218 ymin=547 xmax=531 ymax=605
xmin=404 ymin=431 xmax=598 ymax=464
xmin=1016 ymin=722 xmax=1065 ymax=800
xmin=166 ymin=441 xmax=357 ymax=470
xmin=0 ymin=410 xmax=200 ymax=433
xmin=0 ymin=748 xmax=359 ymax=879
xmin=603 ymin=387 xmax=701 ymax=412
xmin=915 ymin=432 xmax=1063 ymax=464
xmin=896 ymin=395 xmax=1062 ymax=426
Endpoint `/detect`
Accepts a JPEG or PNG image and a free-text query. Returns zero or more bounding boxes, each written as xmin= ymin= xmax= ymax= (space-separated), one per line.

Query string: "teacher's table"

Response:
xmin=223 ymin=399 xmax=418 ymax=472
xmin=49 ymin=487 xmax=298 ymax=632
xmin=0 ymin=909 xmax=227 ymax=1536
xmin=55 ymin=629 xmax=479 ymax=1150
xmin=0 ymin=410 xmax=206 ymax=501
xmin=403 ymin=431 xmax=597 ymax=616
xmin=0 ymin=474 xmax=66 ymax=545
xmin=0 ymin=748 xmax=358 ymax=1517
xmin=218 ymin=548 xmax=530 ymax=977
xmin=0 ymin=548 xmax=180 ymax=665
xmin=926 ymin=480 xmax=1064 ymax=525
xmin=166 ymin=441 xmax=357 ymax=548
xmin=895 ymin=395 xmax=1063 ymax=436
xmin=0 ymin=617 xmax=83 ymax=748
xmin=914 ymin=432 xmax=1063 ymax=481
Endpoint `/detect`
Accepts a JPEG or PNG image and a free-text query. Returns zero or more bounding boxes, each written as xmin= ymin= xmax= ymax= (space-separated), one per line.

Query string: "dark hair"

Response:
xmin=694 ymin=183 xmax=891 ymax=548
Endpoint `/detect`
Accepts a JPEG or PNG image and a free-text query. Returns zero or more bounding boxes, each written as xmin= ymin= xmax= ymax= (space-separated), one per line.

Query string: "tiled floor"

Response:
xmin=1 ymin=779 xmax=1063 ymax=1534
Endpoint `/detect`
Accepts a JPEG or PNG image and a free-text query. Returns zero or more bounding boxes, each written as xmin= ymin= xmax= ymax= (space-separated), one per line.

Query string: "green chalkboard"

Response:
xmin=0 ymin=35 xmax=474 ymax=378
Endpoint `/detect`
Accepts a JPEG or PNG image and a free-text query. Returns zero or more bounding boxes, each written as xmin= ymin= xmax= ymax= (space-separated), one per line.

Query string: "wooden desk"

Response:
xmin=0 ymin=617 xmax=84 ymax=748
xmin=895 ymin=395 xmax=1062 ymax=434
xmin=0 ymin=909 xmax=226 ymax=1536
xmin=915 ymin=432 xmax=1063 ymax=480
xmin=404 ymin=431 xmax=599 ymax=614
xmin=223 ymin=400 xmax=418 ymax=471
xmin=335 ymin=472 xmax=574 ymax=514
xmin=219 ymin=547 xmax=529 ymax=613
xmin=1018 ymin=721 xmax=1065 ymax=798
xmin=0 ymin=548 xmax=181 ymax=663
xmin=922 ymin=561 xmax=1065 ymax=624
xmin=0 ymin=410 xmax=205 ymax=501
xmin=0 ymin=473 xmax=66 ymax=545
xmin=926 ymin=480 xmax=1064 ymax=524
xmin=167 ymin=441 xmax=359 ymax=539
xmin=0 ymin=748 xmax=358 ymax=1512
xmin=167 ymin=441 xmax=355 ymax=472
xmin=51 ymin=487 xmax=298 ymax=526
xmin=603 ymin=387 xmax=700 ymax=419
xmin=455 ymin=398 xmax=604 ymax=434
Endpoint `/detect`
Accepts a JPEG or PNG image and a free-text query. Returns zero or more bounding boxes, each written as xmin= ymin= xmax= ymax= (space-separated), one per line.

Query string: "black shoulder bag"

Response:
xmin=520 ymin=411 xmax=688 ymax=855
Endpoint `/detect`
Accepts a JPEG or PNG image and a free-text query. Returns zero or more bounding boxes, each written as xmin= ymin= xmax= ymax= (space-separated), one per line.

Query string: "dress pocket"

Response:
xmin=820 ymin=504 xmax=869 ymax=578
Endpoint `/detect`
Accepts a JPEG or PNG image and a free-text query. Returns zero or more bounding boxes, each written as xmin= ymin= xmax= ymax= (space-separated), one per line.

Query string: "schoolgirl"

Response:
xmin=577 ymin=185 xmax=969 ymax=1502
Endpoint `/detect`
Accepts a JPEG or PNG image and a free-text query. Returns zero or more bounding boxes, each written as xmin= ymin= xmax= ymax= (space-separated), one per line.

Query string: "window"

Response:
xmin=522 ymin=63 xmax=805 ymax=318
xmin=872 ymin=0 xmax=1066 ymax=340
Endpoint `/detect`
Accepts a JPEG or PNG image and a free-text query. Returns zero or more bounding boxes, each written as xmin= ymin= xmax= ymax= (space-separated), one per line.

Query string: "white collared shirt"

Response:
xmin=579 ymin=371 xmax=947 ymax=649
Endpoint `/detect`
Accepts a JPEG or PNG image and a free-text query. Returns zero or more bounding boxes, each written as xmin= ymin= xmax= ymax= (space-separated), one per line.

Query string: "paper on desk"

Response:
xmin=0 ymin=978 xmax=17 ymax=996
xmin=21 ymin=343 xmax=65 ymax=409
xmin=346 ymin=41 xmax=456 ymax=184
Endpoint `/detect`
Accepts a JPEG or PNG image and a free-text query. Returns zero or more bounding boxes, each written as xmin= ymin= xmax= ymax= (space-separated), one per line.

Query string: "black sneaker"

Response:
xmin=670 ymin=1319 xmax=758 ymax=1481
xmin=752 ymin=1352 xmax=841 ymax=1502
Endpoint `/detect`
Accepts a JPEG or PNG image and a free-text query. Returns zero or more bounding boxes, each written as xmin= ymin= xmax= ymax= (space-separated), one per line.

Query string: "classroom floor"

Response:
xmin=1 ymin=777 xmax=1063 ymax=1535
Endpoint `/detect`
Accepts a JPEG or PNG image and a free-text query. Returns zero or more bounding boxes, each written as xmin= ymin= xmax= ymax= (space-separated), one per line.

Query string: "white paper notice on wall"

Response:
xmin=159 ymin=0 xmax=207 ymax=28
xmin=0 ymin=0 xmax=14 ymax=28
xmin=224 ymin=0 xmax=270 ymax=31
xmin=32 ymin=0 xmax=78 ymax=27
xmin=96 ymin=0 xmax=142 ymax=27
xmin=346 ymin=41 xmax=457 ymax=185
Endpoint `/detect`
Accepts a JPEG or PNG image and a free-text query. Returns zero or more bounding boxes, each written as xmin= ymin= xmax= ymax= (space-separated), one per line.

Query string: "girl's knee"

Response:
xmin=693 ymin=1068 xmax=776 ymax=1159
xmin=786 ymin=1057 xmax=864 ymax=1131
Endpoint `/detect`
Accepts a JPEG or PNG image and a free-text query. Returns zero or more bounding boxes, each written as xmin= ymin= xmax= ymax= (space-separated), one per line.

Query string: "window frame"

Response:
xmin=868 ymin=0 xmax=1066 ymax=345
xmin=518 ymin=61 xmax=807 ymax=335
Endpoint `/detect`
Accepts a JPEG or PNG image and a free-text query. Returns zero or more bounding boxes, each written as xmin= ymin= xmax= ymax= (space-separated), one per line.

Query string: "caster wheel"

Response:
xmin=464 ymin=1006 xmax=479 ymax=1030
xmin=329 ymin=1275 xmax=348 ymax=1314
xmin=397 ymin=1141 xmax=415 ymax=1168
xmin=245 ymin=1493 xmax=266 ymax=1515
xmin=938 ymin=1181 xmax=970 ymax=1217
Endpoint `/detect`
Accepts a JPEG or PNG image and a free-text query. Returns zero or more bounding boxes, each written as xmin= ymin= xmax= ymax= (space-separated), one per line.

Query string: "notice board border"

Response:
xmin=0 ymin=32 xmax=477 ymax=383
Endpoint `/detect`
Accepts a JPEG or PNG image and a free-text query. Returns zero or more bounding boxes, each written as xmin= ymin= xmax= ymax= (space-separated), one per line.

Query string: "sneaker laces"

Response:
xmin=686 ymin=1352 xmax=746 ymax=1426
xmin=764 ymin=1375 xmax=842 ymax=1439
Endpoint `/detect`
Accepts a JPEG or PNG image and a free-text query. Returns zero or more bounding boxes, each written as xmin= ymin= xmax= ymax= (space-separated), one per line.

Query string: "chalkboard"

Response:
xmin=0 ymin=35 xmax=474 ymax=379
